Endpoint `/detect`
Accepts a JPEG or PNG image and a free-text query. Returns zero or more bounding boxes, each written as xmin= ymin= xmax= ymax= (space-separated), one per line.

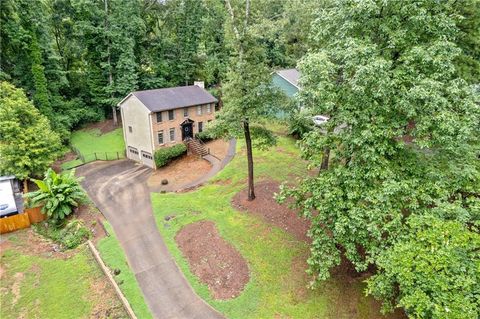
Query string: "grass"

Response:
xmin=62 ymin=127 xmax=125 ymax=169
xmin=149 ymin=132 xmax=390 ymax=319
xmin=0 ymin=244 xmax=122 ymax=319
xmin=97 ymin=222 xmax=153 ymax=319
xmin=70 ymin=128 xmax=125 ymax=155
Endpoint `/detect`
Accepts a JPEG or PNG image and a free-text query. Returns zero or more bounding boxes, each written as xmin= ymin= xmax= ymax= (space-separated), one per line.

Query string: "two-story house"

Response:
xmin=118 ymin=85 xmax=217 ymax=168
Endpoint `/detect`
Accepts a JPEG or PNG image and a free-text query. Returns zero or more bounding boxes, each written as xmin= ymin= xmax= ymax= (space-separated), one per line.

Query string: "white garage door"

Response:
xmin=127 ymin=146 xmax=140 ymax=161
xmin=141 ymin=151 xmax=154 ymax=168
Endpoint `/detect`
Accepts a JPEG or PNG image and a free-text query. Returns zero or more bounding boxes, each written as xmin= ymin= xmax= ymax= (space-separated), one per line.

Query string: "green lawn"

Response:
xmin=149 ymin=133 xmax=394 ymax=319
xmin=70 ymin=128 xmax=125 ymax=156
xmin=97 ymin=223 xmax=153 ymax=319
xmin=62 ymin=127 xmax=126 ymax=169
xmin=0 ymin=236 xmax=126 ymax=319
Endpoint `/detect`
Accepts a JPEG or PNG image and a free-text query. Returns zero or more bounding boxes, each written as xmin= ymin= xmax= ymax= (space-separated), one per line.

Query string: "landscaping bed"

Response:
xmin=147 ymin=154 xmax=211 ymax=191
xmin=232 ymin=180 xmax=310 ymax=242
xmin=175 ymin=220 xmax=249 ymax=300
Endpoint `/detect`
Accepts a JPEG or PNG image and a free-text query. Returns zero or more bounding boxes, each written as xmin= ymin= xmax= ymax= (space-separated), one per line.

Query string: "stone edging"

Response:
xmin=86 ymin=240 xmax=137 ymax=319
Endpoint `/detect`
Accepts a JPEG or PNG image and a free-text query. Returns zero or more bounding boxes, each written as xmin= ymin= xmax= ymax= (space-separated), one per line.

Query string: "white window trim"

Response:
xmin=157 ymin=130 xmax=164 ymax=145
xmin=168 ymin=110 xmax=175 ymax=121
xmin=169 ymin=128 xmax=176 ymax=143
xmin=184 ymin=107 xmax=189 ymax=117
xmin=196 ymin=105 xmax=202 ymax=115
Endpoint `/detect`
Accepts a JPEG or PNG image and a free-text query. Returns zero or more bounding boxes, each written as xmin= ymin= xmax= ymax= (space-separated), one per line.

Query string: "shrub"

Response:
xmin=25 ymin=168 xmax=87 ymax=222
xmin=33 ymin=219 xmax=91 ymax=249
xmin=195 ymin=130 xmax=214 ymax=143
xmin=154 ymin=144 xmax=187 ymax=167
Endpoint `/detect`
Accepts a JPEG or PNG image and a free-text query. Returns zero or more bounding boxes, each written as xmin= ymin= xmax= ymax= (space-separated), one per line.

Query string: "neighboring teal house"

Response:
xmin=272 ymin=68 xmax=300 ymax=97
xmin=271 ymin=68 xmax=300 ymax=118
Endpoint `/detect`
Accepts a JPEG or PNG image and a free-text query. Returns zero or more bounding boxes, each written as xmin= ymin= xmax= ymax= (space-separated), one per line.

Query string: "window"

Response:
xmin=169 ymin=128 xmax=175 ymax=142
xmin=157 ymin=131 xmax=164 ymax=144
xmin=142 ymin=152 xmax=153 ymax=160
xmin=156 ymin=112 xmax=163 ymax=123
xmin=128 ymin=147 xmax=138 ymax=155
xmin=196 ymin=105 xmax=202 ymax=115
xmin=183 ymin=108 xmax=189 ymax=117
xmin=198 ymin=121 xmax=203 ymax=133
xmin=168 ymin=110 xmax=175 ymax=120
xmin=207 ymin=104 xmax=211 ymax=113
xmin=128 ymin=126 xmax=132 ymax=133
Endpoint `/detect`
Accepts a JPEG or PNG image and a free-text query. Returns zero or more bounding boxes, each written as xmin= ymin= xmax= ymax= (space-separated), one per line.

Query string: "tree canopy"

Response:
xmin=279 ymin=1 xmax=479 ymax=317
xmin=0 ymin=81 xmax=61 ymax=180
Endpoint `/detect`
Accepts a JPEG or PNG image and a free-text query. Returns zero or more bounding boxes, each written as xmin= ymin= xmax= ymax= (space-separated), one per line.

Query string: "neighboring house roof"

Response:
xmin=125 ymin=85 xmax=218 ymax=112
xmin=275 ymin=69 xmax=300 ymax=89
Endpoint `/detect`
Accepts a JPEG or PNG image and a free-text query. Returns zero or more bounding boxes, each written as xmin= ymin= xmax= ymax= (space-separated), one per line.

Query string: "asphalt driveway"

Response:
xmin=77 ymin=160 xmax=224 ymax=319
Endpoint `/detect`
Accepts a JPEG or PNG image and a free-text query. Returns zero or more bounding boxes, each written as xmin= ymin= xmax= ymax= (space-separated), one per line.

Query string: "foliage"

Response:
xmin=195 ymin=130 xmax=214 ymax=143
xmin=0 ymin=81 xmax=61 ymax=180
xmin=25 ymin=168 xmax=87 ymax=222
xmin=279 ymin=1 xmax=480 ymax=316
xmin=367 ymin=215 xmax=480 ymax=319
xmin=33 ymin=219 xmax=91 ymax=249
xmin=97 ymin=222 xmax=153 ymax=319
xmin=287 ymin=108 xmax=314 ymax=138
xmin=154 ymin=144 xmax=187 ymax=167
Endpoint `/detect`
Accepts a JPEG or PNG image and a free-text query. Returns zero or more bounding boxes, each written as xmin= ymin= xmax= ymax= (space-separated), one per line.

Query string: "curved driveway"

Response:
xmin=77 ymin=160 xmax=224 ymax=319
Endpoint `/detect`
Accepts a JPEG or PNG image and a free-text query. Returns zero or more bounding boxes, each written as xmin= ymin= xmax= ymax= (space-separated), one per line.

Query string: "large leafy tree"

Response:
xmin=279 ymin=1 xmax=479 ymax=316
xmin=212 ymin=0 xmax=280 ymax=201
xmin=367 ymin=215 xmax=480 ymax=318
xmin=0 ymin=82 xmax=61 ymax=180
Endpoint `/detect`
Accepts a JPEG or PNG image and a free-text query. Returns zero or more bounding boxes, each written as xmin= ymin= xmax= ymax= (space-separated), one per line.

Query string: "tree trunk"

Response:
xmin=243 ymin=120 xmax=255 ymax=201
xmin=320 ymin=147 xmax=330 ymax=171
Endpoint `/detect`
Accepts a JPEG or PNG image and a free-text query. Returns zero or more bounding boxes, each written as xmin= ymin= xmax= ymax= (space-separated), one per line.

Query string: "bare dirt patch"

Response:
xmin=232 ymin=180 xmax=310 ymax=242
xmin=81 ymin=119 xmax=119 ymax=134
xmin=52 ymin=151 xmax=78 ymax=172
xmin=75 ymin=205 xmax=107 ymax=243
xmin=175 ymin=221 xmax=250 ymax=300
xmin=205 ymin=139 xmax=230 ymax=160
xmin=148 ymin=154 xmax=211 ymax=191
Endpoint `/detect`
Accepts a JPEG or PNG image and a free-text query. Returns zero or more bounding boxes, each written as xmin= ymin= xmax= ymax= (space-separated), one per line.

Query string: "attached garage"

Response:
xmin=141 ymin=151 xmax=154 ymax=168
xmin=127 ymin=146 xmax=140 ymax=161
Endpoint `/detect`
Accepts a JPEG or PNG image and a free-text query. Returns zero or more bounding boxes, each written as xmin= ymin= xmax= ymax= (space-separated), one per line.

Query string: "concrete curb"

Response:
xmin=87 ymin=240 xmax=137 ymax=319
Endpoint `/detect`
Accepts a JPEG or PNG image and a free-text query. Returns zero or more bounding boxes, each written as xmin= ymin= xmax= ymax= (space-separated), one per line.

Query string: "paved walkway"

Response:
xmin=78 ymin=161 xmax=224 ymax=319
xmin=77 ymin=139 xmax=236 ymax=319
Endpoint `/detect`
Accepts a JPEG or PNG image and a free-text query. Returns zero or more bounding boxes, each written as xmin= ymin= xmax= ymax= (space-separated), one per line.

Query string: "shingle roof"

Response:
xmin=131 ymin=85 xmax=217 ymax=112
xmin=276 ymin=69 xmax=300 ymax=88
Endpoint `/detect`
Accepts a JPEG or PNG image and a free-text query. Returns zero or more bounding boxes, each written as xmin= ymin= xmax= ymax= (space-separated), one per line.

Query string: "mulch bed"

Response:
xmin=175 ymin=221 xmax=249 ymax=300
xmin=231 ymin=180 xmax=310 ymax=242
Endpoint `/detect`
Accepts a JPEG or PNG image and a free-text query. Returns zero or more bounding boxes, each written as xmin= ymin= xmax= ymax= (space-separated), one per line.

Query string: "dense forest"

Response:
xmin=0 ymin=0 xmax=317 ymax=141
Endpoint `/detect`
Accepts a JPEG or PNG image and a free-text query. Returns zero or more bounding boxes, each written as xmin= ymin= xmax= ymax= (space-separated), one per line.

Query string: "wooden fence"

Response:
xmin=0 ymin=207 xmax=46 ymax=234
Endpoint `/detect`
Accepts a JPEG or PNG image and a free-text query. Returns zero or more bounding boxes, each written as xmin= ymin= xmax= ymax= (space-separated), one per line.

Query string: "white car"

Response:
xmin=0 ymin=179 xmax=18 ymax=216
xmin=312 ymin=115 xmax=330 ymax=126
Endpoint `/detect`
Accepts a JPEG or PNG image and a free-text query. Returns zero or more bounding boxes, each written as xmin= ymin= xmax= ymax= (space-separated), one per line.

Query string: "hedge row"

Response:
xmin=195 ymin=130 xmax=214 ymax=143
xmin=154 ymin=143 xmax=187 ymax=167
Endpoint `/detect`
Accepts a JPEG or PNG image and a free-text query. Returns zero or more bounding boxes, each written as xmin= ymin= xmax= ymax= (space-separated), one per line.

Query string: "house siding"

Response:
xmin=120 ymin=95 xmax=155 ymax=167
xmin=151 ymin=103 xmax=215 ymax=150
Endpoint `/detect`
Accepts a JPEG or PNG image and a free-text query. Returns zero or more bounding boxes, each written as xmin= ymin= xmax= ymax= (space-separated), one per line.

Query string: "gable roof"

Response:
xmin=127 ymin=85 xmax=217 ymax=112
xmin=275 ymin=69 xmax=300 ymax=89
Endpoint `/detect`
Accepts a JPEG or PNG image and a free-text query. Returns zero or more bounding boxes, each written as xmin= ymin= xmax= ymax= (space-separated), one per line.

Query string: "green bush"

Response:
xmin=154 ymin=144 xmax=187 ymax=167
xmin=195 ymin=130 xmax=214 ymax=142
xmin=33 ymin=219 xmax=91 ymax=249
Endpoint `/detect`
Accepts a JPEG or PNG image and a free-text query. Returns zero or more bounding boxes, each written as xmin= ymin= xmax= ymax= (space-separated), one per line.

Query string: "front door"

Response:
xmin=182 ymin=123 xmax=193 ymax=140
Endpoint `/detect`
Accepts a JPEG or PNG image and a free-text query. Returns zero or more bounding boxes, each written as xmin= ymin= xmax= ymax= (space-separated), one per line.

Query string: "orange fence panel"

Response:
xmin=26 ymin=207 xmax=47 ymax=223
xmin=0 ymin=213 xmax=31 ymax=234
